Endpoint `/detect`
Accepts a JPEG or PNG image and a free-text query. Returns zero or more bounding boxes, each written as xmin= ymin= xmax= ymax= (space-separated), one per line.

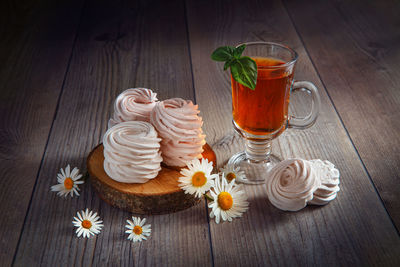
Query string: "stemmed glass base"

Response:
xmin=227 ymin=139 xmax=281 ymax=184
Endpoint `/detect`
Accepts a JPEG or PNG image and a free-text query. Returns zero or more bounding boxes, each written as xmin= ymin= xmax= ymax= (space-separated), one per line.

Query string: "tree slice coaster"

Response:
xmin=87 ymin=143 xmax=216 ymax=215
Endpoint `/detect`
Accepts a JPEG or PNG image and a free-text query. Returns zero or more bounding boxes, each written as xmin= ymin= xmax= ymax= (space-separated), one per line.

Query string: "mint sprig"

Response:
xmin=211 ymin=44 xmax=257 ymax=90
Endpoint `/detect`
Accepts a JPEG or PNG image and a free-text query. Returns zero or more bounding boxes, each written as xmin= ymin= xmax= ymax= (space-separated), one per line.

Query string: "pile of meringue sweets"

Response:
xmin=265 ymin=158 xmax=340 ymax=211
xmin=103 ymin=88 xmax=205 ymax=183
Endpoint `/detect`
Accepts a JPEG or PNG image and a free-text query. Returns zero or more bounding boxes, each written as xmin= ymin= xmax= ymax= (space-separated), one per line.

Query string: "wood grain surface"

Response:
xmin=1 ymin=0 xmax=399 ymax=266
xmin=0 ymin=0 xmax=83 ymax=265
xmin=186 ymin=0 xmax=400 ymax=265
xmin=13 ymin=0 xmax=212 ymax=266
xmin=283 ymin=0 xmax=400 ymax=229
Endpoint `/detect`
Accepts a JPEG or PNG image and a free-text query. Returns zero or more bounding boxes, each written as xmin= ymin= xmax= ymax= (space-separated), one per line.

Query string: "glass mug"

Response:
xmin=228 ymin=42 xmax=321 ymax=184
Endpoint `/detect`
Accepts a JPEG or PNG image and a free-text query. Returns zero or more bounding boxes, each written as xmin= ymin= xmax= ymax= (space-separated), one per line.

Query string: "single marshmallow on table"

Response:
xmin=266 ymin=159 xmax=341 ymax=211
xmin=150 ymin=98 xmax=206 ymax=167
xmin=265 ymin=159 xmax=321 ymax=211
xmin=108 ymin=88 xmax=158 ymax=128
xmin=308 ymin=159 xmax=340 ymax=205
xmin=103 ymin=121 xmax=163 ymax=183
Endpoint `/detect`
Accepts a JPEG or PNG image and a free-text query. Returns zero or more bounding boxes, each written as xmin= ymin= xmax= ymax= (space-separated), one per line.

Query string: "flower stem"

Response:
xmin=204 ymin=193 xmax=214 ymax=201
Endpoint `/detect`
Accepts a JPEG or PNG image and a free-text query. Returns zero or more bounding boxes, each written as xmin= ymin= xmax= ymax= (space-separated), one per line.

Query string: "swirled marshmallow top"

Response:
xmin=108 ymin=88 xmax=158 ymax=128
xmin=266 ymin=159 xmax=321 ymax=211
xmin=103 ymin=121 xmax=162 ymax=183
xmin=150 ymin=98 xmax=206 ymax=167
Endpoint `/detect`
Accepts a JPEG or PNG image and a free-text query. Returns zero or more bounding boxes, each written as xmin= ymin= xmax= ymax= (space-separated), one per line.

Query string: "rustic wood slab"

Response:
xmin=186 ymin=0 xmax=400 ymax=265
xmin=0 ymin=0 xmax=83 ymax=265
xmin=13 ymin=0 xmax=212 ymax=266
xmin=87 ymin=144 xmax=216 ymax=214
xmin=283 ymin=0 xmax=400 ymax=229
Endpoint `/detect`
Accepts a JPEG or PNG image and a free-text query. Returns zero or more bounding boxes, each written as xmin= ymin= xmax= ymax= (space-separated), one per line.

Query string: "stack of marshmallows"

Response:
xmin=103 ymin=88 xmax=205 ymax=183
xmin=266 ymin=158 xmax=340 ymax=211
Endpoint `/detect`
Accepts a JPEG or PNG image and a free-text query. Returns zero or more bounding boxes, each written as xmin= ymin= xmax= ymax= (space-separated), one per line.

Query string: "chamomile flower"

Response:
xmin=51 ymin=164 xmax=84 ymax=197
xmin=125 ymin=217 xmax=151 ymax=242
xmin=178 ymin=158 xmax=218 ymax=198
xmin=220 ymin=164 xmax=246 ymax=183
xmin=72 ymin=209 xmax=103 ymax=238
xmin=208 ymin=175 xmax=249 ymax=224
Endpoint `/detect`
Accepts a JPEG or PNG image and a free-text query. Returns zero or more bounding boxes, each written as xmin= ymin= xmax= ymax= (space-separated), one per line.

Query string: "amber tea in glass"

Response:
xmin=228 ymin=42 xmax=321 ymax=184
xmin=232 ymin=57 xmax=293 ymax=136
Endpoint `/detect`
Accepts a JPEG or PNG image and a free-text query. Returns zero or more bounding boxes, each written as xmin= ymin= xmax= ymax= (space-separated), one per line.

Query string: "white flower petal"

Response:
xmin=72 ymin=209 xmax=102 ymax=238
xmin=125 ymin=216 xmax=151 ymax=242
xmin=209 ymin=210 xmax=215 ymax=218
xmin=71 ymin=167 xmax=79 ymax=178
xmin=65 ymin=165 xmax=71 ymax=177
xmin=208 ymin=174 xmax=249 ymax=224
xmin=72 ymin=188 xmax=80 ymax=196
xmin=52 ymin=165 xmax=83 ymax=198
xmin=77 ymin=228 xmax=83 ymax=237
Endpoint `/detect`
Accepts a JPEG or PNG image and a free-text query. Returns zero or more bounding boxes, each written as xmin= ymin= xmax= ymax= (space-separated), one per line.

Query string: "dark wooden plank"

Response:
xmin=186 ymin=0 xmax=400 ymax=265
xmin=283 ymin=0 xmax=400 ymax=228
xmin=13 ymin=0 xmax=212 ymax=266
xmin=0 ymin=0 xmax=83 ymax=265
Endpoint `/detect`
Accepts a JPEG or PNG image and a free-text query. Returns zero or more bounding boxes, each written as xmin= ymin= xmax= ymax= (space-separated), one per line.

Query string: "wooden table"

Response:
xmin=1 ymin=0 xmax=399 ymax=266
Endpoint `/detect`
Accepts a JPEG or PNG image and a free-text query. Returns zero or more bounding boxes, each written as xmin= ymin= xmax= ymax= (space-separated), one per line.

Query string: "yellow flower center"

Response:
xmin=81 ymin=220 xmax=92 ymax=229
xmin=192 ymin=171 xmax=207 ymax=187
xmin=64 ymin=177 xmax=74 ymax=190
xmin=133 ymin=225 xmax=143 ymax=235
xmin=218 ymin=192 xmax=233 ymax=210
xmin=226 ymin=172 xmax=236 ymax=182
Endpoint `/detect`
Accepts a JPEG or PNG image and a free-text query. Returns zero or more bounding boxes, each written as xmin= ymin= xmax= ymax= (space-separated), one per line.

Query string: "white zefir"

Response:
xmin=308 ymin=159 xmax=340 ymax=205
xmin=150 ymin=98 xmax=206 ymax=167
xmin=266 ymin=159 xmax=321 ymax=211
xmin=103 ymin=121 xmax=163 ymax=183
xmin=108 ymin=88 xmax=158 ymax=128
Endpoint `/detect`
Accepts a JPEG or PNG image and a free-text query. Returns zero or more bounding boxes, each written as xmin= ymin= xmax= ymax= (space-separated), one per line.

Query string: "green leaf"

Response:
xmin=211 ymin=45 xmax=258 ymax=89
xmin=223 ymin=58 xmax=235 ymax=70
xmin=233 ymin=44 xmax=246 ymax=59
xmin=211 ymin=46 xmax=235 ymax=61
xmin=230 ymin=57 xmax=257 ymax=90
xmin=204 ymin=193 xmax=214 ymax=201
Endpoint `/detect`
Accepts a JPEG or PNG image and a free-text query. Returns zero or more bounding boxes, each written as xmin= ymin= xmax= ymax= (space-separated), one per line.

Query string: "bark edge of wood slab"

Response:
xmin=87 ymin=143 xmax=216 ymax=215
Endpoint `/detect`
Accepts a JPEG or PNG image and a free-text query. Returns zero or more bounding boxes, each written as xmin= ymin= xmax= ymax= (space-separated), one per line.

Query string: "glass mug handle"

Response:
xmin=288 ymin=81 xmax=321 ymax=129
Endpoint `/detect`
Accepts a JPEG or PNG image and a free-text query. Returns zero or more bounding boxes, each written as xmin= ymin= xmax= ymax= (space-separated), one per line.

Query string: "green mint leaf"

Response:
xmin=223 ymin=58 xmax=235 ymax=70
xmin=233 ymin=44 xmax=246 ymax=59
xmin=211 ymin=46 xmax=235 ymax=61
xmin=230 ymin=56 xmax=257 ymax=90
xmin=211 ymin=45 xmax=258 ymax=89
